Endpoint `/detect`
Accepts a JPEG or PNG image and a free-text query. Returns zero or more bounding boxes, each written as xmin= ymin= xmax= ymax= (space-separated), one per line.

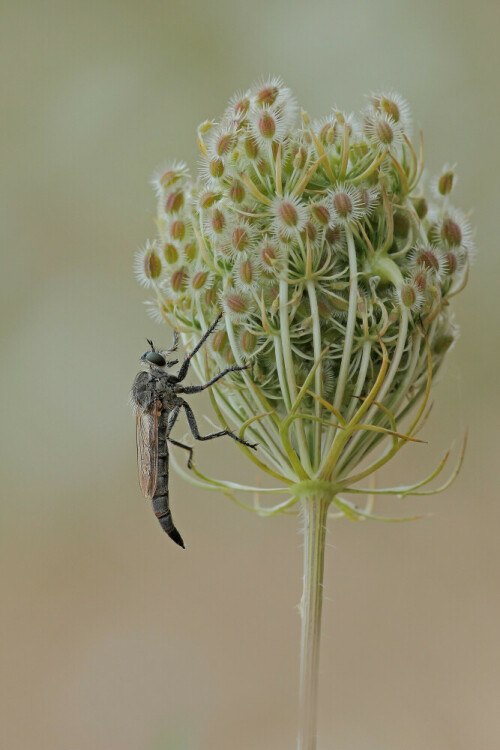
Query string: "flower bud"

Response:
xmin=371 ymin=92 xmax=410 ymax=129
xmin=237 ymin=258 xmax=254 ymax=286
xmin=232 ymin=226 xmax=251 ymax=252
xmin=244 ymin=137 xmax=259 ymax=159
xmin=204 ymin=287 xmax=218 ymax=307
xmin=256 ymin=85 xmax=280 ymax=107
xmin=443 ymin=251 xmax=458 ymax=274
xmin=400 ymin=284 xmax=417 ymax=308
xmin=215 ymin=131 xmax=238 ymax=157
xmin=412 ymin=197 xmax=428 ymax=219
xmin=374 ymin=117 xmax=394 ymax=145
xmin=440 ymin=216 xmax=462 ymax=247
xmin=136 ymin=247 xmax=162 ymax=286
xmin=229 ymin=179 xmax=245 ymax=203
xmin=209 ymin=158 xmax=225 ymax=179
xmin=164 ymin=243 xmax=179 ymax=264
xmin=157 ymin=164 xmax=187 ymax=189
xmin=170 ymin=220 xmax=186 ymax=241
xmin=325 ymin=225 xmax=343 ymax=247
xmin=279 ymin=201 xmax=299 ymax=227
xmin=333 ymin=191 xmax=352 ymax=219
xmin=438 ymin=170 xmax=454 ymax=195
xmin=273 ymin=195 xmax=307 ymax=238
xmin=233 ymin=96 xmax=250 ymax=119
xmin=164 ymin=190 xmax=184 ymax=214
xmin=293 ymin=145 xmax=308 ymax=169
xmin=240 ymin=330 xmax=257 ymax=354
xmin=413 ymin=270 xmax=428 ymax=292
xmin=226 ymin=293 xmax=248 ymax=315
xmin=211 ymin=208 xmax=226 ymax=234
xmin=319 ymin=121 xmax=336 ymax=146
xmin=211 ymin=329 xmax=228 ymax=353
xmin=305 ymin=221 xmax=317 ymax=242
xmin=414 ymin=246 xmax=440 ymax=274
xmin=222 ymin=290 xmax=251 ymax=323
xmin=191 ymin=271 xmax=209 ymax=290
xmin=358 ymin=187 xmax=378 ymax=215
xmin=184 ymin=242 xmax=197 ymax=262
xmin=199 ymin=191 xmax=220 ymax=209
xmin=170 ymin=269 xmax=186 ymax=293
xmin=257 ymin=158 xmax=271 ymax=175
xmin=393 ymin=211 xmax=410 ymax=238
xmin=259 ymin=241 xmax=281 ymax=274
xmin=311 ymin=203 xmax=331 ymax=226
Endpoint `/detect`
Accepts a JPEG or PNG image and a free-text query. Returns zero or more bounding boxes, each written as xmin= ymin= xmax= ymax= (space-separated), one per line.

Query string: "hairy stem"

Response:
xmin=298 ymin=495 xmax=330 ymax=750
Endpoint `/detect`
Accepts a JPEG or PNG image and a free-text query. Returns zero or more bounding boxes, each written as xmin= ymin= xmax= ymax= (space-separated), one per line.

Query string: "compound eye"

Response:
xmin=144 ymin=351 xmax=166 ymax=366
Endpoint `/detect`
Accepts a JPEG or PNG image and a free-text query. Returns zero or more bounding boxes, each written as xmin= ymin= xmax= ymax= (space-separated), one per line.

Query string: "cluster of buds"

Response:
xmin=135 ymin=78 xmax=472 ymax=517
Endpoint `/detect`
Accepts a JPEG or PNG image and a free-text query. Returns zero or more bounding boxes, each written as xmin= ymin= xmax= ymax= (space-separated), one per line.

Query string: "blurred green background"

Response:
xmin=1 ymin=1 xmax=498 ymax=748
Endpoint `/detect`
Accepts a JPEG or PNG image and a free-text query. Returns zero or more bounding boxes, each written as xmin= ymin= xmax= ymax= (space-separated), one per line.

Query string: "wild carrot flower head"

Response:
xmin=136 ymin=79 xmax=473 ymax=518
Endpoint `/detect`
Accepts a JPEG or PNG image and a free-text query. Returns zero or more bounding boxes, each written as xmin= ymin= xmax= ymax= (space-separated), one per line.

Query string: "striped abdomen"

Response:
xmin=153 ymin=413 xmax=185 ymax=548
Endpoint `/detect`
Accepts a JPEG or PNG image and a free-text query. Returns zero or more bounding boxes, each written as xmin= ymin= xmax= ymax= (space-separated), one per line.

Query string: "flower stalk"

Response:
xmin=135 ymin=78 xmax=473 ymax=748
xmin=298 ymin=494 xmax=330 ymax=750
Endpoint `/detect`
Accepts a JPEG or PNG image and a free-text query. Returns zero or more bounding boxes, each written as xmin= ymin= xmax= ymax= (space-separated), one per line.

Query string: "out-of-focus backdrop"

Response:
xmin=1 ymin=1 xmax=498 ymax=748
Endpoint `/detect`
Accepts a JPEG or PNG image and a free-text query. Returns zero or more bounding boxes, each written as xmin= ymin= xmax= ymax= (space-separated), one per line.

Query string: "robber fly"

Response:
xmin=130 ymin=313 xmax=257 ymax=548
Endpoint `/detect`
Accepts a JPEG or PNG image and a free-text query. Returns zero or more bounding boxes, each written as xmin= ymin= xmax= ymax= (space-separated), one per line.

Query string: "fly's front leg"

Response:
xmin=177 ymin=363 xmax=250 ymax=394
xmin=181 ymin=401 xmax=258 ymax=450
xmin=174 ymin=313 xmax=224 ymax=383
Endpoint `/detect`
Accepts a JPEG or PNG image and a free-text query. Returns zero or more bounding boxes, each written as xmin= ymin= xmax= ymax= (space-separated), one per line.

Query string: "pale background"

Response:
xmin=1 ymin=1 xmax=498 ymax=748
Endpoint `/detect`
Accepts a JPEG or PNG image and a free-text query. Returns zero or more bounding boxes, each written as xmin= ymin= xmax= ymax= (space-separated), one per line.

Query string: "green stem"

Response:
xmin=298 ymin=495 xmax=330 ymax=750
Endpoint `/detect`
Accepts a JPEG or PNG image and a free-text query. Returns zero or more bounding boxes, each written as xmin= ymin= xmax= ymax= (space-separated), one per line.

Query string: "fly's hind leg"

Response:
xmin=181 ymin=401 xmax=258 ymax=450
xmin=168 ymin=438 xmax=194 ymax=469
xmin=166 ymin=405 xmax=180 ymax=437
xmin=166 ymin=405 xmax=195 ymax=468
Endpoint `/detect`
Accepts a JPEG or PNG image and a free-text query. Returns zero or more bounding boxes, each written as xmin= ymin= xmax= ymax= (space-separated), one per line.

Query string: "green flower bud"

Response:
xmin=164 ymin=189 xmax=184 ymax=214
xmin=164 ymin=243 xmax=179 ymax=264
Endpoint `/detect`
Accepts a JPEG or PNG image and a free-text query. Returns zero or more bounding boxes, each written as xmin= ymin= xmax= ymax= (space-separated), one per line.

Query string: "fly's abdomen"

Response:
xmin=152 ymin=445 xmax=185 ymax=548
xmin=151 ymin=494 xmax=185 ymax=548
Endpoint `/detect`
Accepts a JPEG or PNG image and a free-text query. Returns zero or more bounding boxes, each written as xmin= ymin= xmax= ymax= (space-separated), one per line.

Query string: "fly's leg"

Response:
xmin=166 ymin=405 xmax=181 ymax=437
xmin=177 ymin=363 xmax=250 ymax=394
xmin=166 ymin=405 xmax=196 ymax=468
xmin=174 ymin=313 xmax=224 ymax=383
xmin=181 ymin=401 xmax=258 ymax=450
xmin=163 ymin=330 xmax=179 ymax=355
xmin=168 ymin=438 xmax=194 ymax=469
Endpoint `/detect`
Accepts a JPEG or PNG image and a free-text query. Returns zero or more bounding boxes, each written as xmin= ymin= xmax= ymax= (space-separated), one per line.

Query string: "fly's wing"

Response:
xmin=136 ymin=402 xmax=160 ymax=499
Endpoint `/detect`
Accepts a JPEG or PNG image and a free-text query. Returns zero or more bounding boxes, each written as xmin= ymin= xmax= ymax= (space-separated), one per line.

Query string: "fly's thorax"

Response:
xmin=131 ymin=370 xmax=158 ymax=411
xmin=161 ymin=390 xmax=182 ymax=411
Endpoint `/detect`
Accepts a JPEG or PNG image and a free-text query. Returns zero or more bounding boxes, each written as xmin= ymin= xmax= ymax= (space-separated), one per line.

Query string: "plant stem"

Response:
xmin=298 ymin=495 xmax=330 ymax=750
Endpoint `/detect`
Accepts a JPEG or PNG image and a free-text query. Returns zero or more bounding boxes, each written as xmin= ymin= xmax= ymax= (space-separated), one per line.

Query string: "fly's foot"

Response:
xmin=239 ymin=438 xmax=258 ymax=450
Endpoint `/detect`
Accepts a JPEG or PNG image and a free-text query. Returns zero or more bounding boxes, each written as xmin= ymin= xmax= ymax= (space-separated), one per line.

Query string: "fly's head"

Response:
xmin=140 ymin=339 xmax=179 ymax=372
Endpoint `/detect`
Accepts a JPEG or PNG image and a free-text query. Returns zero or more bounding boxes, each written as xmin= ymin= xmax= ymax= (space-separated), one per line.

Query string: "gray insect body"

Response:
xmin=130 ymin=314 xmax=257 ymax=548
